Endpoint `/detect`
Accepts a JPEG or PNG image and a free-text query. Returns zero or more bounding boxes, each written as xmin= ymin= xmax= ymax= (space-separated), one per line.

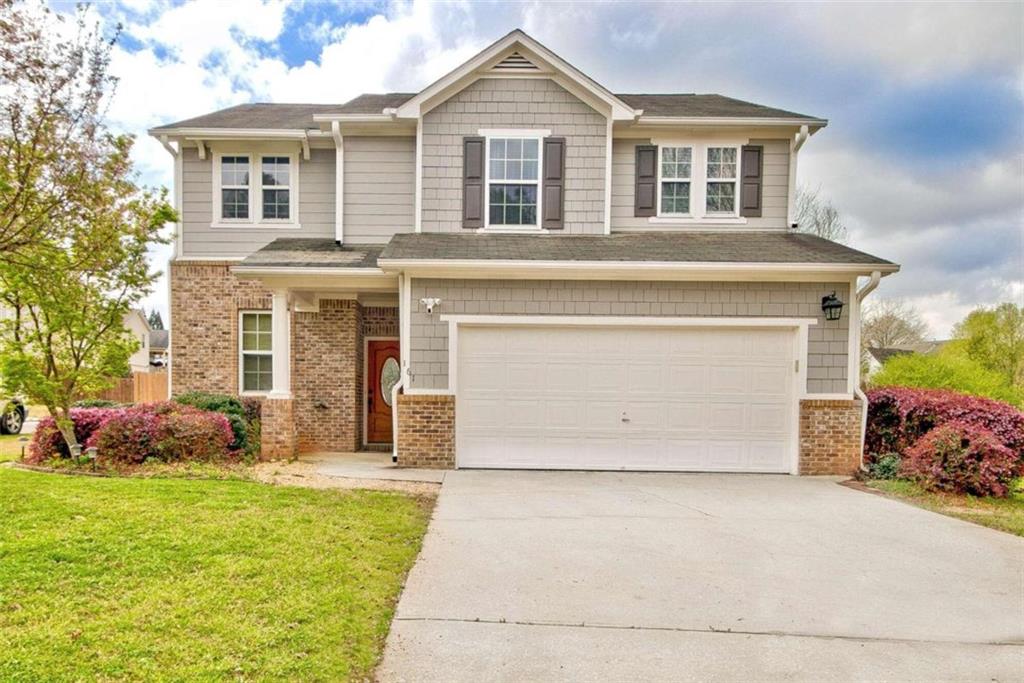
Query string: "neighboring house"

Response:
xmin=123 ymin=309 xmax=152 ymax=373
xmin=865 ymin=341 xmax=948 ymax=378
xmin=149 ymin=30 xmax=898 ymax=475
xmin=149 ymin=329 xmax=169 ymax=368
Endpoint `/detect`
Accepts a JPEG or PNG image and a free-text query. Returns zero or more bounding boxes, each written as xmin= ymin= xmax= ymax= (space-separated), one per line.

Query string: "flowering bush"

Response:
xmin=900 ymin=422 xmax=1020 ymax=497
xmin=87 ymin=402 xmax=236 ymax=466
xmin=865 ymin=387 xmax=1024 ymax=463
xmin=27 ymin=408 xmax=121 ymax=463
xmin=174 ymin=391 xmax=261 ymax=458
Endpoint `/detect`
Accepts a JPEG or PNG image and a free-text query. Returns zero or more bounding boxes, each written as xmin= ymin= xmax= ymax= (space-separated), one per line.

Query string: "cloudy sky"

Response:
xmin=63 ymin=0 xmax=1023 ymax=337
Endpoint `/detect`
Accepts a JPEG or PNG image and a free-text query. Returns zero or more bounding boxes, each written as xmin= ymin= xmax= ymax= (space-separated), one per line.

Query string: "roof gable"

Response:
xmin=394 ymin=29 xmax=636 ymax=121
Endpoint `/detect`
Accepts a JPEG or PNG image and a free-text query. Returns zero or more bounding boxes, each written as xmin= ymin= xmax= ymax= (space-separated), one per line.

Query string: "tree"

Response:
xmin=0 ymin=3 xmax=174 ymax=452
xmin=862 ymin=299 xmax=930 ymax=349
xmin=147 ymin=308 xmax=164 ymax=330
xmin=795 ymin=185 xmax=848 ymax=243
xmin=0 ymin=1 xmax=122 ymax=262
xmin=951 ymin=303 xmax=1024 ymax=388
xmin=869 ymin=350 xmax=1022 ymax=407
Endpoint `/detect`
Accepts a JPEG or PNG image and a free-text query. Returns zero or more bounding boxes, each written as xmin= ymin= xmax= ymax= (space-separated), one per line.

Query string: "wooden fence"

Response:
xmin=94 ymin=371 xmax=168 ymax=404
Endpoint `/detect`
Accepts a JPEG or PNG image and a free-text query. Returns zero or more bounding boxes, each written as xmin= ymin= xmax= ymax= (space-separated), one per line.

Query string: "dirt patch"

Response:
xmin=252 ymin=460 xmax=440 ymax=497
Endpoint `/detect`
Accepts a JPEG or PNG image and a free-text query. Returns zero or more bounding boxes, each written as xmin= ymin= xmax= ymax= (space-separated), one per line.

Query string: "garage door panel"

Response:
xmin=456 ymin=325 xmax=796 ymax=473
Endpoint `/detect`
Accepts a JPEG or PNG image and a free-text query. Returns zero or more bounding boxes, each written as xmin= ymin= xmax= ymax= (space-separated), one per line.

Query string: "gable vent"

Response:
xmin=491 ymin=51 xmax=540 ymax=72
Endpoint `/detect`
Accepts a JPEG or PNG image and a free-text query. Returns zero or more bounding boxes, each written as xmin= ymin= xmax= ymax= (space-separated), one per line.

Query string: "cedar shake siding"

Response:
xmin=342 ymin=136 xmax=416 ymax=243
xmin=408 ymin=279 xmax=851 ymax=394
xmin=611 ymin=138 xmax=791 ymax=231
xmin=421 ymin=78 xmax=608 ymax=235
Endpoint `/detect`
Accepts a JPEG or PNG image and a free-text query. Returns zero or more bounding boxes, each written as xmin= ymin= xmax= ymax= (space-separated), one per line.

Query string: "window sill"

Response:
xmin=479 ymin=226 xmax=544 ymax=233
xmin=648 ymin=216 xmax=747 ymax=225
xmin=210 ymin=221 xmax=302 ymax=230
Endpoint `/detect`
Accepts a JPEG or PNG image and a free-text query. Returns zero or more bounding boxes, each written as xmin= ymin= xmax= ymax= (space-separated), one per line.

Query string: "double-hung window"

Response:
xmin=487 ymin=136 xmax=540 ymax=227
xmin=659 ymin=146 xmax=692 ymax=215
xmin=240 ymin=312 xmax=272 ymax=393
xmin=214 ymin=153 xmax=297 ymax=227
xmin=261 ymin=156 xmax=291 ymax=220
xmin=705 ymin=146 xmax=738 ymax=214
xmin=220 ymin=156 xmax=250 ymax=220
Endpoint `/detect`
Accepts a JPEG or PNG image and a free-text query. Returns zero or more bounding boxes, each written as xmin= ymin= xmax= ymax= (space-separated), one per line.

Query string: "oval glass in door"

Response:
xmin=380 ymin=357 xmax=400 ymax=407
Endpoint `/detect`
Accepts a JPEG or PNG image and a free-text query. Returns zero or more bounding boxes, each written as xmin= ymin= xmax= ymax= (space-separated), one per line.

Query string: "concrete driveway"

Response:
xmin=378 ymin=471 xmax=1023 ymax=682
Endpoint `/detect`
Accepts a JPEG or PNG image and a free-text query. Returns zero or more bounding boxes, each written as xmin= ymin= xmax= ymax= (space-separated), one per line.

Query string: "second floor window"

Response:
xmin=221 ymin=156 xmax=250 ymax=220
xmin=261 ymin=156 xmax=291 ymax=220
xmin=705 ymin=147 xmax=738 ymax=214
xmin=487 ymin=137 xmax=540 ymax=227
xmin=660 ymin=146 xmax=692 ymax=215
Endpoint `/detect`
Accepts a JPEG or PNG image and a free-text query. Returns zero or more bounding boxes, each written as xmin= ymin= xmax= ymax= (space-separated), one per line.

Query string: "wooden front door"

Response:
xmin=366 ymin=339 xmax=400 ymax=443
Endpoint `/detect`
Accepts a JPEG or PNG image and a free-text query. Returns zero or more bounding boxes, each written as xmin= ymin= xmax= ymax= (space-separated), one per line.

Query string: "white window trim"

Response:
xmin=480 ymin=129 xmax=549 ymax=232
xmin=212 ymin=152 xmax=302 ymax=230
xmin=656 ymin=145 xmax=694 ymax=219
xmin=650 ymin=141 xmax=747 ymax=225
xmin=238 ymin=310 xmax=273 ymax=395
xmin=704 ymin=144 xmax=741 ymax=218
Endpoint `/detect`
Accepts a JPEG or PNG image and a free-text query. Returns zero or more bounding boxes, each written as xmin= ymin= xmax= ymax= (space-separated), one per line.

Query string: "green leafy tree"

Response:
xmin=0 ymin=3 xmax=174 ymax=451
xmin=951 ymin=303 xmax=1024 ymax=389
xmin=870 ymin=349 xmax=1023 ymax=407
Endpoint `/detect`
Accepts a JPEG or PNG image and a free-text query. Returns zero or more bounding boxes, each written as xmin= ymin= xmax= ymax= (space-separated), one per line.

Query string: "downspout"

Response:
xmin=331 ymin=121 xmax=344 ymax=244
xmin=392 ymin=271 xmax=407 ymax=463
xmin=786 ymin=124 xmax=810 ymax=228
xmin=854 ymin=270 xmax=882 ymax=470
xmin=158 ymin=135 xmax=182 ymax=399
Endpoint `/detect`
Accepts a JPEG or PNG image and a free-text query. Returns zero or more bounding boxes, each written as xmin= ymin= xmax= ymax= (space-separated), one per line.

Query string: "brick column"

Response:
xmin=396 ymin=394 xmax=455 ymax=469
xmin=261 ymin=397 xmax=296 ymax=460
xmin=799 ymin=399 xmax=863 ymax=475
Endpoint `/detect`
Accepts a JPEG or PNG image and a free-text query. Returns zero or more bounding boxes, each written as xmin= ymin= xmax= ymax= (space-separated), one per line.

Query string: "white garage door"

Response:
xmin=456 ymin=325 xmax=797 ymax=472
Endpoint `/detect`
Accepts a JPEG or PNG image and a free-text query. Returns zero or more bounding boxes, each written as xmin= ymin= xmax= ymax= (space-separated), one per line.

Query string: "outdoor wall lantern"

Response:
xmin=821 ymin=291 xmax=844 ymax=321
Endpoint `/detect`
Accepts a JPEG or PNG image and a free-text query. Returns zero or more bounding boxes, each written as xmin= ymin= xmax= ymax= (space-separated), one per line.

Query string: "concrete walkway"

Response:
xmin=378 ymin=471 xmax=1024 ymax=682
xmin=299 ymin=451 xmax=446 ymax=483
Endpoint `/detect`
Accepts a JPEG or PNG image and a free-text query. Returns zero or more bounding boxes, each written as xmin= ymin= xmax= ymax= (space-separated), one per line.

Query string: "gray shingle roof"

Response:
xmin=379 ymin=232 xmax=894 ymax=266
xmin=236 ymin=238 xmax=383 ymax=269
xmin=616 ymin=94 xmax=819 ymax=120
xmin=151 ymin=93 xmax=819 ymax=132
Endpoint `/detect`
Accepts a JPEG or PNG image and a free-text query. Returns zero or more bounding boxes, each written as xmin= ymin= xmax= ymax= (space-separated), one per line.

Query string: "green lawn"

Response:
xmin=0 ymin=468 xmax=432 ymax=680
xmin=867 ymin=479 xmax=1024 ymax=537
xmin=0 ymin=433 xmax=31 ymax=462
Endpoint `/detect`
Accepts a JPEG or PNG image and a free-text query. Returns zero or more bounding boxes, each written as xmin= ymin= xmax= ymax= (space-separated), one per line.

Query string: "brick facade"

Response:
xmin=396 ymin=394 xmax=455 ymax=468
xmin=799 ymin=399 xmax=863 ymax=475
xmin=262 ymin=398 xmax=296 ymax=459
xmin=170 ymin=261 xmax=398 ymax=456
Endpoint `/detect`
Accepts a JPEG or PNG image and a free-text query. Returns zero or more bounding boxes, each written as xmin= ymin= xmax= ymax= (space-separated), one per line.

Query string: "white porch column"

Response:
xmin=268 ymin=289 xmax=291 ymax=398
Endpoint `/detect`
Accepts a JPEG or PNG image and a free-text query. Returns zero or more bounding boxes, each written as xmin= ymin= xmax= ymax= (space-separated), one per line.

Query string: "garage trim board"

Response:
xmin=443 ymin=315 xmax=817 ymax=474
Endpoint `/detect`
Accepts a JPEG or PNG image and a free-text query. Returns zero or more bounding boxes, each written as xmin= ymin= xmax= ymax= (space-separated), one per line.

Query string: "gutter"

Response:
xmin=854 ymin=270 xmax=883 ymax=471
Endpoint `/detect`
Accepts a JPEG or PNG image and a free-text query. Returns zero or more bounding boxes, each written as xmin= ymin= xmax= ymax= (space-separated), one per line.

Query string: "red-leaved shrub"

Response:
xmin=865 ymin=387 xmax=1024 ymax=462
xmin=87 ymin=402 xmax=236 ymax=466
xmin=27 ymin=408 xmax=121 ymax=463
xmin=900 ymin=422 xmax=1020 ymax=497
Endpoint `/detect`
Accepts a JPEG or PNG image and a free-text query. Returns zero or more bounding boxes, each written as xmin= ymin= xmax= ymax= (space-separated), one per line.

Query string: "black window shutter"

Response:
xmin=462 ymin=136 xmax=485 ymax=228
xmin=740 ymin=145 xmax=764 ymax=218
xmin=634 ymin=144 xmax=657 ymax=217
xmin=542 ymin=137 xmax=565 ymax=230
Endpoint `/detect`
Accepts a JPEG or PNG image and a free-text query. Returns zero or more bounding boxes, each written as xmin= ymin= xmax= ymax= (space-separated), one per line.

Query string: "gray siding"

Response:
xmin=611 ymin=138 xmax=790 ymax=230
xmin=409 ymin=279 xmax=848 ymax=394
xmin=343 ymin=136 xmax=415 ymax=244
xmin=180 ymin=147 xmax=335 ymax=258
xmin=421 ymin=78 xmax=607 ymax=234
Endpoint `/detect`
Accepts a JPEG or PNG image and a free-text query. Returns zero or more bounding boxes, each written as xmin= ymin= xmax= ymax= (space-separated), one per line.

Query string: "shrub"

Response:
xmin=73 ymin=399 xmax=122 ymax=408
xmin=173 ymin=391 xmax=255 ymax=454
xmin=866 ymin=453 xmax=901 ymax=480
xmin=870 ymin=352 xmax=1022 ymax=406
xmin=87 ymin=402 xmax=236 ymax=466
xmin=865 ymin=387 xmax=1024 ymax=462
xmin=900 ymin=422 xmax=1019 ymax=497
xmin=27 ymin=408 xmax=120 ymax=463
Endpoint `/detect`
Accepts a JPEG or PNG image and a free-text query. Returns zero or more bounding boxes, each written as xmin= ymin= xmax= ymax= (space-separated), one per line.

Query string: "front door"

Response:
xmin=366 ymin=339 xmax=400 ymax=444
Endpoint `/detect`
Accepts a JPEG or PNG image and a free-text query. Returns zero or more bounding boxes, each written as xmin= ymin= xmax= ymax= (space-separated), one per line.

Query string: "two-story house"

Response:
xmin=150 ymin=30 xmax=897 ymax=474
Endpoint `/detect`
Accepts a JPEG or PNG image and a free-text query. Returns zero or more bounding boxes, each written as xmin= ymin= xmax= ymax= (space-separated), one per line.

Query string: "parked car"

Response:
xmin=0 ymin=397 xmax=26 ymax=434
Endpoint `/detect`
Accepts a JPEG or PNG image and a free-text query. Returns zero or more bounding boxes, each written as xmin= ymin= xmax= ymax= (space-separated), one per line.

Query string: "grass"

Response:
xmin=0 ymin=433 xmax=31 ymax=462
xmin=0 ymin=468 xmax=433 ymax=681
xmin=867 ymin=478 xmax=1024 ymax=537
